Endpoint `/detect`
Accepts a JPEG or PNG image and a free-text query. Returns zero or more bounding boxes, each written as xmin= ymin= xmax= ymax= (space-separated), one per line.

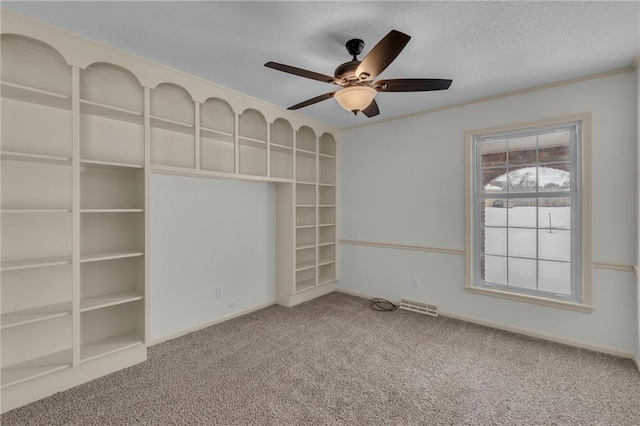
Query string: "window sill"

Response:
xmin=465 ymin=285 xmax=594 ymax=313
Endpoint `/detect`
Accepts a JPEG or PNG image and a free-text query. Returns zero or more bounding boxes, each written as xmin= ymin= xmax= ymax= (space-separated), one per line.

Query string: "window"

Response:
xmin=465 ymin=116 xmax=592 ymax=312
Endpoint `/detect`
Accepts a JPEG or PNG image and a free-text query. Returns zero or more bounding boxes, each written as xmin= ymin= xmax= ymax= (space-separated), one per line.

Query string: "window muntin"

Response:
xmin=473 ymin=122 xmax=581 ymax=301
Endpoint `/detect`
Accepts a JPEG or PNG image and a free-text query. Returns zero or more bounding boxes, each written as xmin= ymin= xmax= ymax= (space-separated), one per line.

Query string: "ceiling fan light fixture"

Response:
xmin=334 ymin=85 xmax=377 ymax=113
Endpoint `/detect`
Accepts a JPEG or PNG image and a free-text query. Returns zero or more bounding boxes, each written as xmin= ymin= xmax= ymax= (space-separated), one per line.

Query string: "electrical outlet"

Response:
xmin=411 ymin=276 xmax=421 ymax=288
xmin=216 ymin=286 xmax=224 ymax=299
xmin=229 ymin=299 xmax=236 ymax=308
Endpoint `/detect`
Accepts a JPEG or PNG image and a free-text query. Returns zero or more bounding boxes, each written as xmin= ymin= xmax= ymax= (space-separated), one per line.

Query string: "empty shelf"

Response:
xmin=80 ymin=159 xmax=144 ymax=169
xmin=295 ymin=279 xmax=316 ymax=292
xmin=1 ymin=150 xmax=71 ymax=165
xmin=1 ymin=256 xmax=71 ymax=272
xmin=80 ymin=332 xmax=143 ymax=363
xmin=80 ymin=209 xmax=144 ymax=213
xmin=1 ymin=81 xmax=71 ymax=110
xmin=80 ymin=251 xmax=144 ymax=263
xmin=1 ymin=209 xmax=71 ymax=214
xmin=1 ymin=349 xmax=72 ymax=389
xmin=80 ymin=291 xmax=144 ymax=312
xmin=295 ymin=261 xmax=316 ymax=272
xmin=80 ymin=99 xmax=143 ymax=124
xmin=1 ymin=302 xmax=72 ymax=329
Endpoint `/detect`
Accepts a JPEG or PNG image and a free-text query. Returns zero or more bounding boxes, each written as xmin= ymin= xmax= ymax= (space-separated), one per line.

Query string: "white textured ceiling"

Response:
xmin=4 ymin=1 xmax=639 ymax=128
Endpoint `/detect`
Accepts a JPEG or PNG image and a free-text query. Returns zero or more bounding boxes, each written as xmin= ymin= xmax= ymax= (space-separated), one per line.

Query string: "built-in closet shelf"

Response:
xmin=1 ymin=209 xmax=71 ymax=214
xmin=200 ymin=127 xmax=233 ymax=138
xmin=295 ymin=148 xmax=316 ymax=157
xmin=238 ymin=136 xmax=266 ymax=146
xmin=80 ymin=209 xmax=144 ymax=213
xmin=1 ymin=151 xmax=71 ymax=165
xmin=1 ymin=302 xmax=72 ymax=330
xmin=270 ymin=143 xmax=293 ymax=152
xmin=319 ymin=205 xmax=336 ymax=208
xmin=318 ymin=183 xmax=336 ymax=188
xmin=79 ymin=99 xmax=143 ymax=124
xmin=318 ymin=260 xmax=336 ymax=267
xmin=0 ymin=256 xmax=72 ymax=272
xmin=296 ymin=243 xmax=316 ymax=250
xmin=317 ymin=242 xmax=335 ymax=248
xmin=80 ymin=159 xmax=144 ymax=169
xmin=150 ymin=115 xmax=195 ymax=134
xmin=296 ymin=279 xmax=316 ymax=292
xmin=1 ymin=81 xmax=71 ymax=110
xmin=296 ymin=225 xmax=315 ymax=229
xmin=295 ymin=261 xmax=316 ymax=272
xmin=1 ymin=349 xmax=72 ymax=389
xmin=80 ymin=291 xmax=144 ymax=313
xmin=80 ymin=251 xmax=144 ymax=264
xmin=151 ymin=164 xmax=293 ymax=184
xmin=80 ymin=332 xmax=144 ymax=363
xmin=296 ymin=205 xmax=315 ymax=208
xmin=319 ymin=223 xmax=336 ymax=227
xmin=296 ymin=181 xmax=315 ymax=186
xmin=318 ymin=278 xmax=336 ymax=287
xmin=318 ymin=153 xmax=336 ymax=159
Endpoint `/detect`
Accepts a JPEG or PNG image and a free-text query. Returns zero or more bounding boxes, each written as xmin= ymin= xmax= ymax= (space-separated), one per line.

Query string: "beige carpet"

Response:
xmin=3 ymin=292 xmax=640 ymax=425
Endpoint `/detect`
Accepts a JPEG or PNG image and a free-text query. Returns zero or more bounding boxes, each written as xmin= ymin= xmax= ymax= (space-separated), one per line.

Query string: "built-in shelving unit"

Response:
xmin=150 ymin=83 xmax=195 ymax=169
xmin=1 ymin=12 xmax=337 ymax=412
xmin=1 ymin=34 xmax=74 ymax=394
xmin=200 ymin=98 xmax=235 ymax=173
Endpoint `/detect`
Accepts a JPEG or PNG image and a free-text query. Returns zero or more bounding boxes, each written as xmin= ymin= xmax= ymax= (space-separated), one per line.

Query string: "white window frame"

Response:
xmin=464 ymin=114 xmax=592 ymax=313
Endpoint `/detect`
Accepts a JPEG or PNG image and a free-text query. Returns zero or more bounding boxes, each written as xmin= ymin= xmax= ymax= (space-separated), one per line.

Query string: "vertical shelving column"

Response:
xmin=200 ymin=98 xmax=235 ymax=174
xmin=150 ymin=84 xmax=195 ymax=169
xmin=78 ymin=63 xmax=145 ymax=362
xmin=318 ymin=133 xmax=337 ymax=285
xmin=270 ymin=119 xmax=294 ymax=180
xmin=294 ymin=126 xmax=318 ymax=293
xmin=238 ymin=109 xmax=268 ymax=177
xmin=0 ymin=35 xmax=74 ymax=388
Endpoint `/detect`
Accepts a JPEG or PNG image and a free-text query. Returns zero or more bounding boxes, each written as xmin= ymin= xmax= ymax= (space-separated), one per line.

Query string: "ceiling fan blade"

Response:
xmin=361 ymin=99 xmax=380 ymax=118
xmin=354 ymin=30 xmax=411 ymax=82
xmin=373 ymin=78 xmax=453 ymax=92
xmin=265 ymin=62 xmax=339 ymax=85
xmin=287 ymin=92 xmax=336 ymax=110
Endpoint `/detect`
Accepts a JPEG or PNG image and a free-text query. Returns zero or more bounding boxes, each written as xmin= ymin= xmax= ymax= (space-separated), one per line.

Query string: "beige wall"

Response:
xmin=339 ymin=70 xmax=638 ymax=355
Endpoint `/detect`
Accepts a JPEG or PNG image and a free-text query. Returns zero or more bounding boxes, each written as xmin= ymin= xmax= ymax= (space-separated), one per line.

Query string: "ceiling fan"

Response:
xmin=265 ymin=30 xmax=452 ymax=118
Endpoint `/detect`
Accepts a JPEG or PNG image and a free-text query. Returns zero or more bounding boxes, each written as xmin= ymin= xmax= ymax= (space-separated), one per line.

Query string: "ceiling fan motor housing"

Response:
xmin=334 ymin=60 xmax=361 ymax=82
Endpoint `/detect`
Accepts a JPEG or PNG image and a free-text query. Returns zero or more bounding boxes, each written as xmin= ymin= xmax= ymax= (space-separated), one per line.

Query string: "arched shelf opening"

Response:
xmin=270 ymin=118 xmax=294 ymax=180
xmin=318 ymin=132 xmax=336 ymax=187
xmin=200 ymin=98 xmax=235 ymax=174
xmin=295 ymin=126 xmax=317 ymax=184
xmin=80 ymin=63 xmax=144 ymax=166
xmin=150 ymin=83 xmax=195 ymax=169
xmin=1 ymin=34 xmax=71 ymax=99
xmin=1 ymin=34 xmax=72 ymax=160
xmin=238 ymin=109 xmax=267 ymax=177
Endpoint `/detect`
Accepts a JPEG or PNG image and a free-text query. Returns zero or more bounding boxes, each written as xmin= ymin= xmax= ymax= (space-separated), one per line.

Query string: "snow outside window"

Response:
xmin=473 ymin=122 xmax=582 ymax=302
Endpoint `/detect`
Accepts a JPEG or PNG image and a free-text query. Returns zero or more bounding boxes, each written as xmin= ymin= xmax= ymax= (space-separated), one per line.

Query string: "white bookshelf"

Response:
xmin=0 ymin=13 xmax=338 ymax=412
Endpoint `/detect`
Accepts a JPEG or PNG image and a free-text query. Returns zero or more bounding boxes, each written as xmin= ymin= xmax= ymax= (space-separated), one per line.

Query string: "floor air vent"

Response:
xmin=400 ymin=299 xmax=438 ymax=317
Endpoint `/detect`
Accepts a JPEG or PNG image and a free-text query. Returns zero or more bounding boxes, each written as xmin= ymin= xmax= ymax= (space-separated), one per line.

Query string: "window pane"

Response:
xmin=508 ymin=199 xmax=537 ymax=227
xmin=480 ymin=139 xmax=507 ymax=167
xmin=539 ymin=197 xmax=571 ymax=229
xmin=538 ymin=163 xmax=570 ymax=192
xmin=482 ymin=168 xmax=507 ymax=193
xmin=484 ymin=200 xmax=507 ymax=226
xmin=539 ymin=261 xmax=571 ymax=295
xmin=508 ymin=135 xmax=536 ymax=164
xmin=507 ymin=166 xmax=537 ymax=193
xmin=508 ymin=228 xmax=536 ymax=258
xmin=484 ymin=227 xmax=506 ymax=255
xmin=538 ymin=130 xmax=570 ymax=162
xmin=539 ymin=229 xmax=571 ymax=262
xmin=508 ymin=257 xmax=536 ymax=289
xmin=484 ymin=255 xmax=506 ymax=285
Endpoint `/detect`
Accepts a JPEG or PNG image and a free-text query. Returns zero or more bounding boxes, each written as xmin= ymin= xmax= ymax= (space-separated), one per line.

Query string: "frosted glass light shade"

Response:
xmin=334 ymin=85 xmax=377 ymax=113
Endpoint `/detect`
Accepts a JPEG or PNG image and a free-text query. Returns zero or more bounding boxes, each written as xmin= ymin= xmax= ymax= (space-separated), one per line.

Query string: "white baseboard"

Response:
xmin=335 ymin=287 xmax=638 ymax=363
xmin=149 ymin=300 xmax=276 ymax=346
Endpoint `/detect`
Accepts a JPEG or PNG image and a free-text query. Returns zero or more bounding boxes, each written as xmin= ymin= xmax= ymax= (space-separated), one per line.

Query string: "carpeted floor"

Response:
xmin=2 ymin=292 xmax=640 ymax=425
